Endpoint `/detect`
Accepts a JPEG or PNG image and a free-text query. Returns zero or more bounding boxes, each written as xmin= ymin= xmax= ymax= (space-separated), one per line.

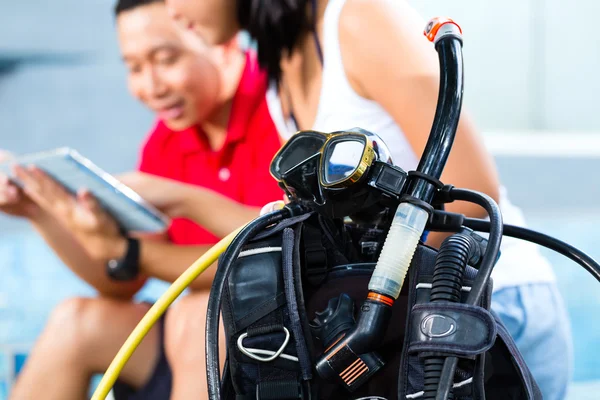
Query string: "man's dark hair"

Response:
xmin=114 ymin=0 xmax=164 ymax=17
xmin=237 ymin=0 xmax=311 ymax=84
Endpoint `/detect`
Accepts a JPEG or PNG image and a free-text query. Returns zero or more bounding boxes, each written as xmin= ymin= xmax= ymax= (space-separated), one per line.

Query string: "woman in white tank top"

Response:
xmin=168 ymin=0 xmax=572 ymax=397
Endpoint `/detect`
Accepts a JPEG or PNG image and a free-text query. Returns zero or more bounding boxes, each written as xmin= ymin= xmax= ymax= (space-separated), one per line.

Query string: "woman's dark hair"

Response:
xmin=114 ymin=0 xmax=163 ymax=17
xmin=237 ymin=0 xmax=311 ymax=83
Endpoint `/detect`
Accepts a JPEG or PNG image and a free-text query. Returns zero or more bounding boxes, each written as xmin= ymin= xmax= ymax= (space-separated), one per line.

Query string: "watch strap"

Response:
xmin=106 ymin=237 xmax=140 ymax=281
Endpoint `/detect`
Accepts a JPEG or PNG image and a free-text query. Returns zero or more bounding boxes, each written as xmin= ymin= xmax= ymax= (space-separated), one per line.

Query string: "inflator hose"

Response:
xmin=449 ymin=189 xmax=503 ymax=305
xmin=91 ymin=226 xmax=245 ymax=400
xmin=423 ymin=233 xmax=478 ymax=400
xmin=206 ymin=208 xmax=292 ymax=400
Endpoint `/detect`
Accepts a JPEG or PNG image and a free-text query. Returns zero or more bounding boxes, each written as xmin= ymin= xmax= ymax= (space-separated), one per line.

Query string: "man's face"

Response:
xmin=117 ymin=2 xmax=221 ymax=130
xmin=166 ymin=0 xmax=239 ymax=46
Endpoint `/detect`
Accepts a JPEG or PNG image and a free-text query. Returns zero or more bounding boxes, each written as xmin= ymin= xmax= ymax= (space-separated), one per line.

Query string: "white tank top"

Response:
xmin=266 ymin=0 xmax=556 ymax=290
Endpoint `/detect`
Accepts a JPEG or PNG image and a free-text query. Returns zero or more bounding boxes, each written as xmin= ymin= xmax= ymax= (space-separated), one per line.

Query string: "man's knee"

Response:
xmin=165 ymin=293 xmax=210 ymax=365
xmin=166 ymin=293 xmax=210 ymax=339
xmin=168 ymin=293 xmax=210 ymax=320
xmin=165 ymin=291 xmax=228 ymax=372
xmin=45 ymin=297 xmax=116 ymax=359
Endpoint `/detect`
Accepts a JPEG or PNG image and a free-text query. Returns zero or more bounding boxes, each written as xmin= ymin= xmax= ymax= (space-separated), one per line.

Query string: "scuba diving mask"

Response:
xmin=270 ymin=127 xmax=407 ymax=219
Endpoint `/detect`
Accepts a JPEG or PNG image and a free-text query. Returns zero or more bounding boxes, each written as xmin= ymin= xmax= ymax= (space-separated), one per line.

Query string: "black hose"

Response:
xmin=463 ymin=218 xmax=600 ymax=283
xmin=433 ymin=188 xmax=503 ymax=400
xmin=423 ymin=233 xmax=477 ymax=400
xmin=430 ymin=233 xmax=475 ymax=303
xmin=424 ymin=358 xmax=447 ymax=399
xmin=206 ymin=208 xmax=292 ymax=400
xmin=449 ymin=189 xmax=503 ymax=305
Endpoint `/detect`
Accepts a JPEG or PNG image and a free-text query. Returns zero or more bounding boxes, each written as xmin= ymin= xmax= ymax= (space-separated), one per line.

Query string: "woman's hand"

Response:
xmin=259 ymin=195 xmax=289 ymax=216
xmin=118 ymin=172 xmax=192 ymax=218
xmin=14 ymin=165 xmax=127 ymax=262
xmin=0 ymin=151 xmax=40 ymax=219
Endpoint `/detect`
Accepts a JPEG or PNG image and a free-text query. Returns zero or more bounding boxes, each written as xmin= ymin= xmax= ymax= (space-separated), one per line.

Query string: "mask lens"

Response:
xmin=271 ymin=133 xmax=326 ymax=179
xmin=281 ymin=153 xmax=324 ymax=204
xmin=323 ymin=139 xmax=366 ymax=185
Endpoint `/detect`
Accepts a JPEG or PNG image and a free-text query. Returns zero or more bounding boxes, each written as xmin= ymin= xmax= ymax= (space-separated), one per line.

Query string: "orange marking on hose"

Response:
xmin=342 ymin=361 xmax=365 ymax=383
xmin=367 ymin=292 xmax=394 ymax=307
xmin=325 ymin=333 xmax=346 ymax=353
xmin=346 ymin=364 xmax=370 ymax=385
xmin=325 ymin=339 xmax=349 ymax=360
xmin=340 ymin=358 xmax=362 ymax=380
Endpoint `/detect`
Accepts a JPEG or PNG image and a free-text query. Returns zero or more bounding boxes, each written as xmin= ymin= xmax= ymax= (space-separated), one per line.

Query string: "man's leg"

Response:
xmin=165 ymin=291 xmax=227 ymax=400
xmin=10 ymin=297 xmax=160 ymax=400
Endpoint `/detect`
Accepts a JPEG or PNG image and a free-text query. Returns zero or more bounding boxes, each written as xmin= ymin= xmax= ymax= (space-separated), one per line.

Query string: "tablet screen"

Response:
xmin=0 ymin=148 xmax=169 ymax=233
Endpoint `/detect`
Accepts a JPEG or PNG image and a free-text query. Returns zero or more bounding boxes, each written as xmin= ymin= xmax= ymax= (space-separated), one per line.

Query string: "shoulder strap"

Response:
xmin=302 ymin=222 xmax=329 ymax=286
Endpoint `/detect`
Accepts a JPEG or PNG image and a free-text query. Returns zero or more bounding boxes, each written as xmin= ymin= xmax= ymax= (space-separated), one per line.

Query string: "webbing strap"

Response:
xmin=257 ymin=379 xmax=302 ymax=400
xmin=302 ymin=223 xmax=328 ymax=286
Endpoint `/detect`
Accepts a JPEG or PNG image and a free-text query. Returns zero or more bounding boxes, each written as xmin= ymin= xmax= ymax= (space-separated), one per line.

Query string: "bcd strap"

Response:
xmin=247 ymin=323 xmax=286 ymax=338
xmin=256 ymin=380 xmax=303 ymax=400
xmin=234 ymin=379 xmax=302 ymax=400
xmin=408 ymin=302 xmax=497 ymax=359
xmin=302 ymin=223 xmax=328 ymax=286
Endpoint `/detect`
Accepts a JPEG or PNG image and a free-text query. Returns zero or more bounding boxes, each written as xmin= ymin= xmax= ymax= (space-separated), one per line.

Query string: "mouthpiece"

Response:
xmin=424 ymin=17 xmax=462 ymax=44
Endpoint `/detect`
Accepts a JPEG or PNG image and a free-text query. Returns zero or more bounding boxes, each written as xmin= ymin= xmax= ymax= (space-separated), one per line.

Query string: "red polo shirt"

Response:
xmin=137 ymin=52 xmax=283 ymax=245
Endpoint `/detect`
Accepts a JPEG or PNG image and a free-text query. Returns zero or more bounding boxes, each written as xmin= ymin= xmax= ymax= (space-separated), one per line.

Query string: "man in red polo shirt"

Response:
xmin=4 ymin=1 xmax=283 ymax=399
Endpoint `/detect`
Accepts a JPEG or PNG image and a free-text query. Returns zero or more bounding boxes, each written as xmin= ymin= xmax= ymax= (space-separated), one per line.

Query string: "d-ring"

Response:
xmin=237 ymin=327 xmax=291 ymax=362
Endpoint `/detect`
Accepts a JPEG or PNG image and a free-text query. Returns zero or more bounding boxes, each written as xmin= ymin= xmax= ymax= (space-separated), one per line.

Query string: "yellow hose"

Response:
xmin=91 ymin=226 xmax=243 ymax=400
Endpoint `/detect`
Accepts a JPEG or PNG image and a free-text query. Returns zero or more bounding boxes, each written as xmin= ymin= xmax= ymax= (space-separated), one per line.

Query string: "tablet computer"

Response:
xmin=0 ymin=148 xmax=170 ymax=233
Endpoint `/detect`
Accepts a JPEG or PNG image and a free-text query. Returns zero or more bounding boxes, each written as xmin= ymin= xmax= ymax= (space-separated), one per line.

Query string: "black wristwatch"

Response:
xmin=106 ymin=237 xmax=140 ymax=281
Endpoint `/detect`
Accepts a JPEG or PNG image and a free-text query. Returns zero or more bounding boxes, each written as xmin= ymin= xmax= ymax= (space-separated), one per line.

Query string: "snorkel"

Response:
xmin=313 ymin=18 xmax=464 ymax=389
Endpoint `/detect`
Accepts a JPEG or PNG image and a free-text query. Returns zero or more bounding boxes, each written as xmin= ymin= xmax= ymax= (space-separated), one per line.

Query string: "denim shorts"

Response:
xmin=492 ymin=282 xmax=573 ymax=400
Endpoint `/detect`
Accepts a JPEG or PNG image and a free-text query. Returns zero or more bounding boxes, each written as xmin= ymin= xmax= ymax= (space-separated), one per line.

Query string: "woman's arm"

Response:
xmin=340 ymin=0 xmax=500 ymax=247
xmin=175 ymin=185 xmax=261 ymax=237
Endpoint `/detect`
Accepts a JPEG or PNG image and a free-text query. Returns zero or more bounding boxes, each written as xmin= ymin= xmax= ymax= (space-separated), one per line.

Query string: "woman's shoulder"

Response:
xmin=338 ymin=0 xmax=411 ymax=32
xmin=338 ymin=0 xmax=435 ymax=69
xmin=338 ymin=0 xmax=431 ymax=52
xmin=336 ymin=0 xmax=437 ymax=99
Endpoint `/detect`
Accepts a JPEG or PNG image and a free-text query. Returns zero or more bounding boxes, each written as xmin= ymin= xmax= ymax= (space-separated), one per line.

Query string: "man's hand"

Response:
xmin=0 ymin=151 xmax=40 ymax=219
xmin=15 ymin=165 xmax=127 ymax=262
xmin=118 ymin=172 xmax=191 ymax=218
